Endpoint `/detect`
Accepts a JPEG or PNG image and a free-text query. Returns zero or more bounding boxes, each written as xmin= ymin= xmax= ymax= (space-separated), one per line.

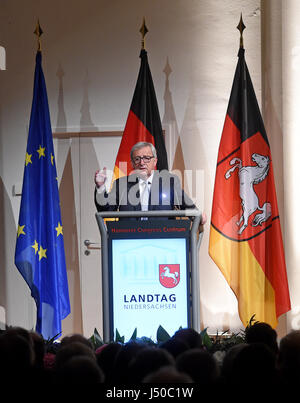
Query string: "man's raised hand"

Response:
xmin=94 ymin=167 xmax=107 ymax=188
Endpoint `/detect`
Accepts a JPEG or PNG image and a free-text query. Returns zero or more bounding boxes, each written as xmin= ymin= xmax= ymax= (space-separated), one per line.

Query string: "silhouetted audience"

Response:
xmin=2 ymin=323 xmax=300 ymax=390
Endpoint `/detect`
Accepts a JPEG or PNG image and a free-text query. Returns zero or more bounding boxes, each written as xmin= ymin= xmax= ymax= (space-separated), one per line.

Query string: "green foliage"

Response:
xmin=88 ymin=328 xmax=104 ymax=350
xmin=245 ymin=314 xmax=259 ymax=332
xmin=115 ymin=328 xmax=125 ymax=344
xmin=40 ymin=313 xmax=260 ymax=355
xmin=200 ymin=327 xmax=213 ymax=349
xmin=135 ymin=336 xmax=156 ymax=346
xmin=39 ymin=314 xmax=261 ymax=355
xmin=130 ymin=328 xmax=137 ymax=341
xmin=208 ymin=330 xmax=245 ymax=353
xmin=156 ymin=325 xmax=171 ymax=343
xmin=43 ymin=332 xmax=62 ymax=353
xmin=92 ymin=323 xmax=247 ymax=352
xmin=200 ymin=314 xmax=259 ymax=353
xmin=44 ymin=332 xmax=61 ymax=345
xmin=78 ymin=314 xmax=262 ymax=352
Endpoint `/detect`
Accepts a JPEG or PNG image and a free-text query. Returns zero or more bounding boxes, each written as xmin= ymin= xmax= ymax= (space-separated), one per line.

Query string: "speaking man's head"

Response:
xmin=131 ymin=142 xmax=158 ymax=179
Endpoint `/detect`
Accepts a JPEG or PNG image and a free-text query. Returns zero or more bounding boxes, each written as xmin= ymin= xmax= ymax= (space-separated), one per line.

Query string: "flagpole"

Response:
xmin=237 ymin=13 xmax=246 ymax=49
xmin=237 ymin=14 xmax=248 ymax=142
xmin=140 ymin=17 xmax=148 ymax=50
xmin=34 ymin=19 xmax=43 ymax=52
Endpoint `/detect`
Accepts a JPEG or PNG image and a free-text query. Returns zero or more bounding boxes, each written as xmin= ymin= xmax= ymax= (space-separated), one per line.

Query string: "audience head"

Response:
xmin=30 ymin=331 xmax=45 ymax=369
xmin=173 ymin=328 xmax=202 ymax=349
xmin=176 ymin=348 xmax=218 ymax=386
xmin=143 ymin=365 xmax=193 ymax=383
xmin=245 ymin=322 xmax=278 ymax=355
xmin=60 ymin=333 xmax=94 ymax=350
xmin=55 ymin=355 xmax=104 ymax=384
xmin=278 ymin=330 xmax=300 ymax=384
xmin=221 ymin=343 xmax=247 ymax=381
xmin=4 ymin=326 xmax=33 ymax=344
xmin=128 ymin=346 xmax=175 ymax=383
xmin=54 ymin=340 xmax=100 ymax=384
xmin=0 ymin=327 xmax=34 ymax=382
xmin=160 ymin=337 xmax=189 ymax=359
xmin=231 ymin=342 xmax=277 ymax=389
xmin=111 ymin=341 xmax=148 ymax=383
xmin=96 ymin=342 xmax=122 ymax=382
xmin=54 ymin=341 xmax=96 ymax=370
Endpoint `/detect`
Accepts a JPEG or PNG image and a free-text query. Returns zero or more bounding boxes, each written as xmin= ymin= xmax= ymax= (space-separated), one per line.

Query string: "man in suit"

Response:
xmin=94 ymin=141 xmax=199 ymax=216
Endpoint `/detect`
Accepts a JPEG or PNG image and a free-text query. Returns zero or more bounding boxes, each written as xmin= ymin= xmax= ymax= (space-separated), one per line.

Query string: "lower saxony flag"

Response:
xmin=209 ymin=48 xmax=291 ymax=328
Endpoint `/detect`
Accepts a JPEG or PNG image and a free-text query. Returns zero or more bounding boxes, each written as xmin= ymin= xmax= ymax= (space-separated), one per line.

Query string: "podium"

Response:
xmin=96 ymin=210 xmax=203 ymax=342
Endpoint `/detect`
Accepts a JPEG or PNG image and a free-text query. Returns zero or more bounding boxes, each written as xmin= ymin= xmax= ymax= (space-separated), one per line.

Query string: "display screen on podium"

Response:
xmin=107 ymin=219 xmax=191 ymax=342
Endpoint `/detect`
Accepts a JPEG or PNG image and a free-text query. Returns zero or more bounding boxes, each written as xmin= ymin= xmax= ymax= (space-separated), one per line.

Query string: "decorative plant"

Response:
xmin=88 ymin=328 xmax=104 ymax=350
xmin=44 ymin=314 xmax=259 ymax=353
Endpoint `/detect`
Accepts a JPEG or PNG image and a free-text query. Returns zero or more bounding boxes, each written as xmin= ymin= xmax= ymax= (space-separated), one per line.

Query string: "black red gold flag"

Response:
xmin=113 ymin=49 xmax=168 ymax=181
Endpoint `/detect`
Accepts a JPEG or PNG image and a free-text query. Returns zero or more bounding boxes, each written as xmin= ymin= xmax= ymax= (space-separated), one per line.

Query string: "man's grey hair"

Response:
xmin=130 ymin=142 xmax=157 ymax=161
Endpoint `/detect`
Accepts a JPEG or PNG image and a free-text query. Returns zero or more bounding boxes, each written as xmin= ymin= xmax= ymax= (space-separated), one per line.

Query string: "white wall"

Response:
xmin=0 ymin=0 xmax=267 ymax=336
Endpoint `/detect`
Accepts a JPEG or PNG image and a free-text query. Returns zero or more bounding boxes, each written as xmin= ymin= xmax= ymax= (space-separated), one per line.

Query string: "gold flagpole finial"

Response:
xmin=34 ymin=20 xmax=43 ymax=52
xmin=139 ymin=17 xmax=148 ymax=50
xmin=237 ymin=13 xmax=246 ymax=49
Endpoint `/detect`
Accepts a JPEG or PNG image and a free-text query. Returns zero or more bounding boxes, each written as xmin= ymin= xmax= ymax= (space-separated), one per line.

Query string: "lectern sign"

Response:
xmin=107 ymin=220 xmax=190 ymax=342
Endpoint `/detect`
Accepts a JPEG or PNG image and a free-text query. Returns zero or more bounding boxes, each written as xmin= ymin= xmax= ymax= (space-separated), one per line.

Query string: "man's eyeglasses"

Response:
xmin=132 ymin=155 xmax=155 ymax=164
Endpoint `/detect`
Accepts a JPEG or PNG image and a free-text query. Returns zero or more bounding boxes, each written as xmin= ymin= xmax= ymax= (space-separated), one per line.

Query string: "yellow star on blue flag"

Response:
xmin=15 ymin=50 xmax=70 ymax=340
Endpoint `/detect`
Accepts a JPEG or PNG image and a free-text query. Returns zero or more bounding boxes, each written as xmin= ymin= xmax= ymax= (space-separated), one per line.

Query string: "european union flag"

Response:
xmin=15 ymin=51 xmax=70 ymax=340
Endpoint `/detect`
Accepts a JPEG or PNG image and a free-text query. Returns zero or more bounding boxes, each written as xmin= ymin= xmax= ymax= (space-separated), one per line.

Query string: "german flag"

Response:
xmin=112 ymin=49 xmax=168 ymax=182
xmin=209 ymin=47 xmax=291 ymax=328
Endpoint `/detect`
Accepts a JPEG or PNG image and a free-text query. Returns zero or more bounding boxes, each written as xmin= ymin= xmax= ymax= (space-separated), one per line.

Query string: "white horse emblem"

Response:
xmin=160 ymin=266 xmax=179 ymax=285
xmin=225 ymin=153 xmax=272 ymax=235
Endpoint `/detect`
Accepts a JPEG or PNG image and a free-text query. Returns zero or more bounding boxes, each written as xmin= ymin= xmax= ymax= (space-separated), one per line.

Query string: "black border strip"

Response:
xmin=217 ymin=146 xmax=241 ymax=167
xmin=211 ymin=215 xmax=279 ymax=243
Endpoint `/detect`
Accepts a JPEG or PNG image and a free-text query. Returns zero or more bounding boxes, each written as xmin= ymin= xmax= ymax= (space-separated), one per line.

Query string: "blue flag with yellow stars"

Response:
xmin=15 ymin=51 xmax=70 ymax=340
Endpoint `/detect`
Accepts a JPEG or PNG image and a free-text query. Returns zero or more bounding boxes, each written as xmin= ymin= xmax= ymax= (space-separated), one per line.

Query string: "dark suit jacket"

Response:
xmin=94 ymin=170 xmax=196 ymax=215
